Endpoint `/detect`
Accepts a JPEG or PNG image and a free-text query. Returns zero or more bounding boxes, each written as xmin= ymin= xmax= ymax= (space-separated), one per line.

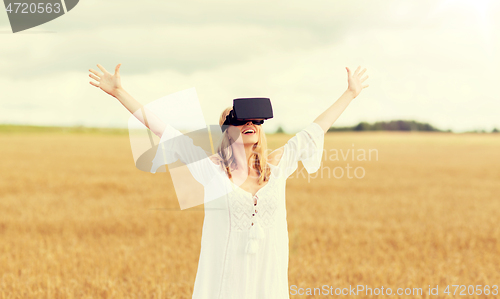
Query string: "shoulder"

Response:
xmin=268 ymin=146 xmax=285 ymax=166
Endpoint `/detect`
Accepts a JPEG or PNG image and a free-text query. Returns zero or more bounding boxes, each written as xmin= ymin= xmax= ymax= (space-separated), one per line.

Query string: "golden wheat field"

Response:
xmin=0 ymin=130 xmax=499 ymax=299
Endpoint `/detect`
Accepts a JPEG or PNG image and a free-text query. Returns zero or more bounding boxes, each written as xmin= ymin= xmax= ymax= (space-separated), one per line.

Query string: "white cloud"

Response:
xmin=0 ymin=0 xmax=499 ymax=132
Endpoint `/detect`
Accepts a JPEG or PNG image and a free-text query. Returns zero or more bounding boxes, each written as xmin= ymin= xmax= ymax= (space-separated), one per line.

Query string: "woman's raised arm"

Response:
xmin=313 ymin=66 xmax=370 ymax=134
xmin=89 ymin=63 xmax=166 ymax=138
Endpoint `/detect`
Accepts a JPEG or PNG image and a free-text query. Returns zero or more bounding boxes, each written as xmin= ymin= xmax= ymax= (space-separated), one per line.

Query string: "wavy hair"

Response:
xmin=215 ymin=106 xmax=271 ymax=184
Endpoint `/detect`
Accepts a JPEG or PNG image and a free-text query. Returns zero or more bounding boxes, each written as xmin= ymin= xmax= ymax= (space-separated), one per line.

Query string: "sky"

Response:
xmin=1 ymin=0 xmax=499 ymax=133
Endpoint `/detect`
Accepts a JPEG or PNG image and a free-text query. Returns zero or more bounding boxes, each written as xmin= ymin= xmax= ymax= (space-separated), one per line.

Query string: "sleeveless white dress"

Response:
xmin=151 ymin=122 xmax=325 ymax=299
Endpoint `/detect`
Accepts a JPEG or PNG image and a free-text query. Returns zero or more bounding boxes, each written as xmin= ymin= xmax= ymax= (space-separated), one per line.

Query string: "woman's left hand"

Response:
xmin=346 ymin=66 xmax=369 ymax=98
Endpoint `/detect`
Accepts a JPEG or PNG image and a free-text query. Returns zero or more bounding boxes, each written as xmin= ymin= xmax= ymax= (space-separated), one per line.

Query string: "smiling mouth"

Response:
xmin=242 ymin=129 xmax=255 ymax=135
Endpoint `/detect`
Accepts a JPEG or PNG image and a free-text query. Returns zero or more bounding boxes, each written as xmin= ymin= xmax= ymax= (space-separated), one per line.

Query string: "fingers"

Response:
xmin=115 ymin=63 xmax=121 ymax=74
xmin=89 ymin=81 xmax=99 ymax=87
xmin=348 ymin=66 xmax=369 ymax=81
xmin=354 ymin=66 xmax=361 ymax=76
xmin=96 ymin=63 xmax=108 ymax=74
xmin=352 ymin=66 xmax=368 ymax=78
xmin=89 ymin=68 xmax=103 ymax=77
xmin=89 ymin=73 xmax=100 ymax=81
xmin=363 ymin=84 xmax=369 ymax=88
xmin=358 ymin=68 xmax=367 ymax=77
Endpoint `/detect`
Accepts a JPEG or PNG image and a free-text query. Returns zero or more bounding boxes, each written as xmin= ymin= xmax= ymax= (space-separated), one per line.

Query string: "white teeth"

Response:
xmin=243 ymin=129 xmax=254 ymax=134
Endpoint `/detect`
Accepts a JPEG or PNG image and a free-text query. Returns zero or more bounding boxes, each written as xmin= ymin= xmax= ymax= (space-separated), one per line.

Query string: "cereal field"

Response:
xmin=0 ymin=130 xmax=499 ymax=298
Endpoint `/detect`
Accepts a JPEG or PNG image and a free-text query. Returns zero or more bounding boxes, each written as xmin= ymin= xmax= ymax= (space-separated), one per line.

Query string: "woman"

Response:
xmin=89 ymin=63 xmax=369 ymax=299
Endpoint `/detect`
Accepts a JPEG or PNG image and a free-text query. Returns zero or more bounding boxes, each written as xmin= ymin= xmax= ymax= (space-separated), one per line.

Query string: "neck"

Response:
xmin=231 ymin=142 xmax=255 ymax=174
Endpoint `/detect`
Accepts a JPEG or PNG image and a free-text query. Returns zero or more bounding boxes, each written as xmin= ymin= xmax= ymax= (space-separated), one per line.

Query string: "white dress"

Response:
xmin=151 ymin=122 xmax=325 ymax=299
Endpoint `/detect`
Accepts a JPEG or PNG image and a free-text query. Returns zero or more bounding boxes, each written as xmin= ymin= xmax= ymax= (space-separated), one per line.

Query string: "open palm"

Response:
xmin=346 ymin=66 xmax=369 ymax=98
xmin=89 ymin=63 xmax=122 ymax=97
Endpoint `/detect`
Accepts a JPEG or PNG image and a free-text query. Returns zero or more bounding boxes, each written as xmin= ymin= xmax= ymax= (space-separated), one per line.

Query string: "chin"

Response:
xmin=242 ymin=136 xmax=258 ymax=144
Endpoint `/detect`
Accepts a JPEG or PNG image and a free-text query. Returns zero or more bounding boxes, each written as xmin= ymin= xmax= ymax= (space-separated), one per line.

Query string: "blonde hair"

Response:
xmin=216 ymin=106 xmax=271 ymax=184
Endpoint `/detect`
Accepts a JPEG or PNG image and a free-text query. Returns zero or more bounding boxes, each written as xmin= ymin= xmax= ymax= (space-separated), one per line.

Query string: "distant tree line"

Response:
xmin=327 ymin=120 xmax=443 ymax=132
xmin=0 ymin=122 xmax=497 ymax=135
xmin=325 ymin=120 xmax=500 ymax=133
xmin=273 ymin=120 xmax=500 ymax=133
xmin=463 ymin=128 xmax=499 ymax=133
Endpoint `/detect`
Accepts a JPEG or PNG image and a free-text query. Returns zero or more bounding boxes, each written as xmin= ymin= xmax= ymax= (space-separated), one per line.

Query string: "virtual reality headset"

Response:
xmin=221 ymin=97 xmax=273 ymax=132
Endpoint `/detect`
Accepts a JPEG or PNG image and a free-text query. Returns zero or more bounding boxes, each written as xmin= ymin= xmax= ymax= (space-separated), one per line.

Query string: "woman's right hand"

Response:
xmin=89 ymin=63 xmax=122 ymax=98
